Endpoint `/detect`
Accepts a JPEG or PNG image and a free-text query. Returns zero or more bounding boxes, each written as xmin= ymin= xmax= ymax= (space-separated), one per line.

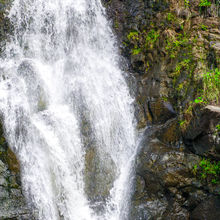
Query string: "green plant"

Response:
xmin=194 ymin=96 xmax=206 ymax=104
xmin=127 ymin=31 xmax=139 ymax=41
xmin=200 ymin=24 xmax=208 ymax=31
xmin=167 ymin=13 xmax=175 ymax=21
xmin=171 ymin=58 xmax=192 ymax=84
xmin=216 ymin=124 xmax=220 ymax=132
xmin=145 ymin=29 xmax=160 ymax=49
xmin=185 ymin=0 xmax=190 ymax=8
xmin=131 ymin=47 xmax=141 ymax=55
xmin=127 ymin=31 xmax=141 ymax=55
xmin=200 ymin=159 xmax=220 ymax=183
xmin=199 ymin=0 xmax=212 ymax=7
xmin=203 ymin=68 xmax=220 ymax=103
xmin=193 ymin=158 xmax=220 ymax=184
xmin=192 ymin=164 xmax=198 ymax=175
xmin=165 ymin=33 xmax=189 ymax=58
xmin=179 ymin=120 xmax=186 ymax=127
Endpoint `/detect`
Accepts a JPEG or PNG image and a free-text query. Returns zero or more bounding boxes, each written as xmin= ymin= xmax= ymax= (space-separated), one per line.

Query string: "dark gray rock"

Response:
xmin=191 ymin=196 xmax=220 ymax=220
xmin=183 ymin=105 xmax=220 ymax=159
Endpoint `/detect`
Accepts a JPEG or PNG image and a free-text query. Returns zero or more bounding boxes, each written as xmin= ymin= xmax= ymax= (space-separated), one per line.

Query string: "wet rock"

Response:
xmin=0 ymin=122 xmax=32 ymax=219
xmin=147 ymin=100 xmax=176 ymax=124
xmin=131 ymin=134 xmax=201 ymax=219
xmin=191 ymin=196 xmax=220 ymax=220
xmin=183 ymin=105 xmax=220 ymax=158
xmin=6 ymin=148 xmax=20 ymax=174
xmin=155 ymin=118 xmax=181 ymax=145
xmin=84 ymin=145 xmax=116 ymax=211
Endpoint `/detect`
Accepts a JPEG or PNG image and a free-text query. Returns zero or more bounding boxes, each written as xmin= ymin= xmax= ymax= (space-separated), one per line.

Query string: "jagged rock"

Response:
xmin=191 ymin=196 xmax=220 ymax=220
xmin=131 ymin=134 xmax=201 ymax=219
xmin=147 ymin=100 xmax=176 ymax=124
xmin=155 ymin=118 xmax=181 ymax=145
xmin=0 ymin=122 xmax=32 ymax=219
xmin=183 ymin=105 xmax=220 ymax=159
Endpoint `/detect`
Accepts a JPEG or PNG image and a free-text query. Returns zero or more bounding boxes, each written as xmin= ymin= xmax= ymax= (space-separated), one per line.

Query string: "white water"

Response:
xmin=0 ymin=1 xmax=137 ymax=220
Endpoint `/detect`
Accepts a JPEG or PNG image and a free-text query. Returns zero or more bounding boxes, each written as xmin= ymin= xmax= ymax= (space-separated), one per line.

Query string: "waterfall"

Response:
xmin=0 ymin=0 xmax=137 ymax=220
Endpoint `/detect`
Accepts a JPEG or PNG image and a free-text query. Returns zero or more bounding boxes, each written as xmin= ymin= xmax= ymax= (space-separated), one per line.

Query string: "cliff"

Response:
xmin=104 ymin=0 xmax=220 ymax=219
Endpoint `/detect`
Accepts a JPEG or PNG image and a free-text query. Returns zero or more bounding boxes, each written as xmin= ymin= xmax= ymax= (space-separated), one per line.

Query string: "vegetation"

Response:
xmin=165 ymin=33 xmax=189 ymax=58
xmin=203 ymin=68 xmax=220 ymax=103
xmin=200 ymin=24 xmax=208 ymax=31
xmin=127 ymin=29 xmax=160 ymax=55
xmin=199 ymin=0 xmax=212 ymax=7
xmin=194 ymin=96 xmax=206 ymax=104
xmin=167 ymin=12 xmax=175 ymax=21
xmin=179 ymin=119 xmax=186 ymax=128
xmin=193 ymin=158 xmax=220 ymax=184
xmin=145 ymin=29 xmax=160 ymax=49
xmin=216 ymin=124 xmax=220 ymax=132
xmin=184 ymin=0 xmax=190 ymax=8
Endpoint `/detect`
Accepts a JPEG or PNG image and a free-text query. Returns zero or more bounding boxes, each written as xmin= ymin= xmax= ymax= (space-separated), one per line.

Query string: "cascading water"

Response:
xmin=0 ymin=0 xmax=137 ymax=220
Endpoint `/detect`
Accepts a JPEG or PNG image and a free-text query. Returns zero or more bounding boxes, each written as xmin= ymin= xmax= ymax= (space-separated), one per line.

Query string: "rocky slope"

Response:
xmin=103 ymin=0 xmax=220 ymax=219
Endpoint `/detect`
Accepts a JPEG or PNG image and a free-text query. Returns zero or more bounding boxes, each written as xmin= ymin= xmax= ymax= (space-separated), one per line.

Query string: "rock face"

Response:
xmin=104 ymin=0 xmax=220 ymax=219
xmin=0 ymin=123 xmax=32 ymax=219
xmin=183 ymin=105 xmax=220 ymax=159
xmin=132 ymin=125 xmax=220 ymax=219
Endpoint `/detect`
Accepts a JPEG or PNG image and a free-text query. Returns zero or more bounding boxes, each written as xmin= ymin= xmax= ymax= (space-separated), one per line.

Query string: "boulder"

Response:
xmin=191 ymin=196 xmax=220 ymax=220
xmin=183 ymin=105 xmax=220 ymax=159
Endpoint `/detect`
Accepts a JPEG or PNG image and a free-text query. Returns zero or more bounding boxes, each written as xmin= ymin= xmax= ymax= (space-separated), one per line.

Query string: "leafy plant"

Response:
xmin=193 ymin=158 xmax=220 ymax=184
xmin=200 ymin=24 xmax=208 ymax=31
xmin=167 ymin=13 xmax=174 ymax=21
xmin=216 ymin=124 xmax=220 ymax=132
xmin=179 ymin=120 xmax=186 ymax=127
xmin=184 ymin=0 xmax=190 ymax=8
xmin=127 ymin=29 xmax=160 ymax=56
xmin=132 ymin=47 xmax=141 ymax=55
xmin=199 ymin=0 xmax=212 ymax=7
xmin=127 ymin=31 xmax=139 ymax=41
xmin=171 ymin=58 xmax=193 ymax=84
xmin=165 ymin=33 xmax=189 ymax=58
xmin=194 ymin=96 xmax=206 ymax=104
xmin=145 ymin=29 xmax=160 ymax=49
xmin=203 ymin=68 xmax=220 ymax=103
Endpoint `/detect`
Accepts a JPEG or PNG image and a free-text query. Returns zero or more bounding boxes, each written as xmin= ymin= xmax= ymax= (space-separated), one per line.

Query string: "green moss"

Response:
xmin=114 ymin=19 xmax=119 ymax=29
xmin=216 ymin=124 xmax=220 ymax=132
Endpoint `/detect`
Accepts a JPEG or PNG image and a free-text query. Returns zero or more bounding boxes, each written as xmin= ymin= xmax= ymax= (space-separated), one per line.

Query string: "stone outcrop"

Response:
xmin=183 ymin=105 xmax=220 ymax=159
